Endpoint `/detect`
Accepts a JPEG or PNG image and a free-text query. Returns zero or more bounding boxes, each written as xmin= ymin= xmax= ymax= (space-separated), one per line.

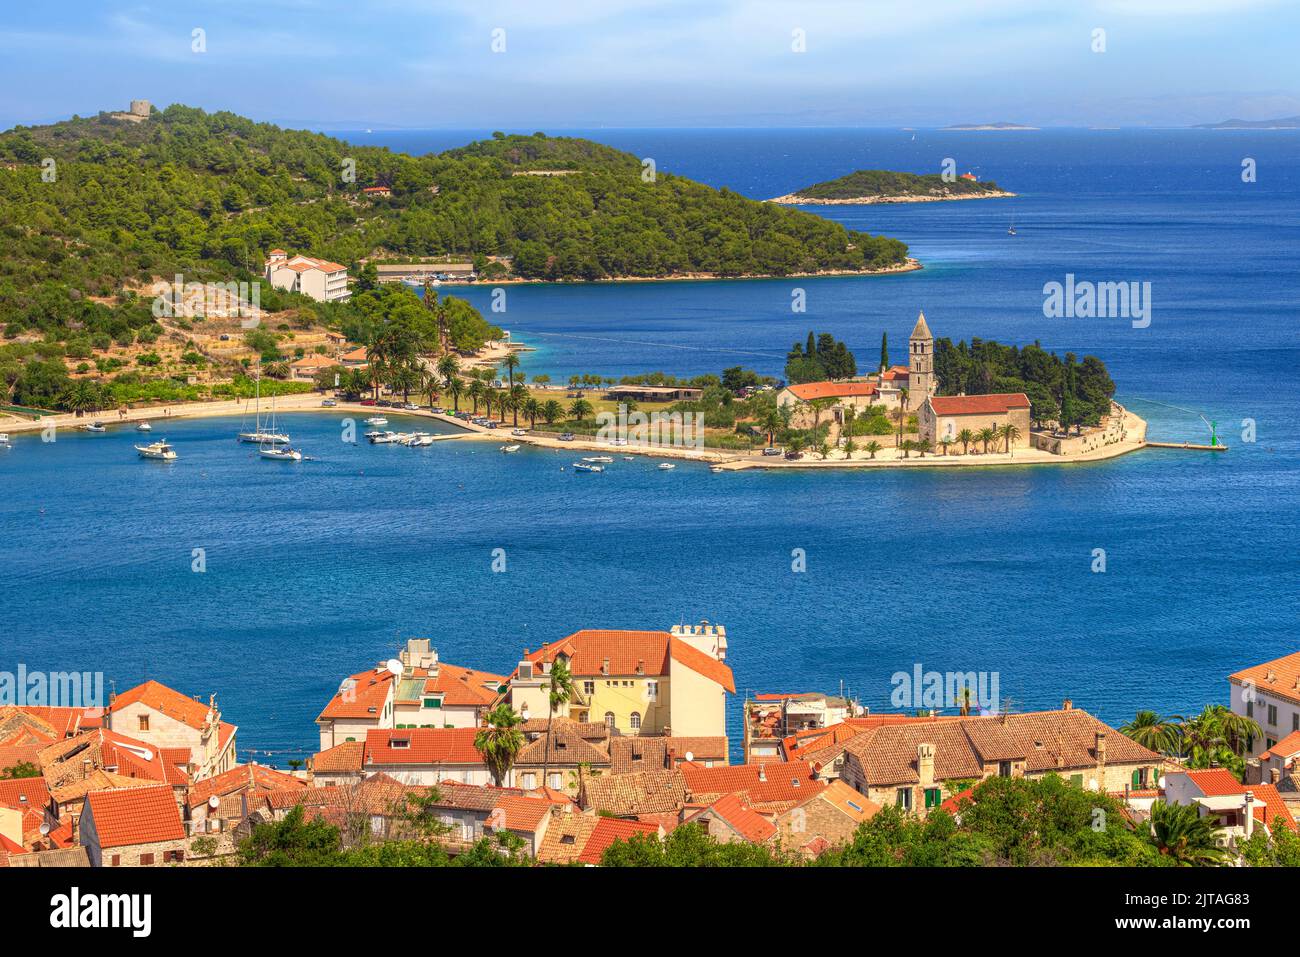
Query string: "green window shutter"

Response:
xmin=1070 ymin=774 xmax=1083 ymax=787
xmin=1132 ymin=769 xmax=1141 ymax=788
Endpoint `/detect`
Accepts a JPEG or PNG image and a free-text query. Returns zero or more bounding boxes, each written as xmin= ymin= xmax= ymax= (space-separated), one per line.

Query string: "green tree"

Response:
xmin=540 ymin=658 xmax=574 ymax=789
xmin=1145 ymin=800 xmax=1227 ymax=866
xmin=474 ymin=703 xmax=525 ymax=787
xmin=1121 ymin=711 xmax=1179 ymax=754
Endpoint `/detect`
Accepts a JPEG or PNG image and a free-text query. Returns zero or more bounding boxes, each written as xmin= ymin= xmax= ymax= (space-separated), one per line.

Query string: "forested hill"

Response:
xmin=0 ymin=105 xmax=909 ymax=336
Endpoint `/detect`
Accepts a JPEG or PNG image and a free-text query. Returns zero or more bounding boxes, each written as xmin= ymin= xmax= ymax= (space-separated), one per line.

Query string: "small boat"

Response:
xmin=364 ymin=416 xmax=388 ymax=426
xmin=572 ymin=462 xmax=604 ymax=473
xmin=238 ymin=430 xmax=290 ymax=444
xmin=622 ymin=456 xmax=634 ymax=461
xmin=84 ymin=422 xmax=106 ymax=433
xmin=405 ymin=433 xmax=434 ymax=447
xmin=1008 ymin=222 xmax=1017 ymax=236
xmin=501 ymin=444 xmax=521 ymax=453
xmin=260 ymin=446 xmax=302 ymax=461
xmin=135 ymin=421 xmax=153 ymax=433
xmin=238 ymin=363 xmax=289 ymax=443
xmin=0 ymin=433 xmax=11 ymax=447
xmin=582 ymin=456 xmax=613 ymax=464
xmin=657 ymin=462 xmax=676 ymax=471
xmin=368 ymin=431 xmax=403 ymax=444
xmin=136 ymin=439 xmax=177 ymax=461
xmin=710 ymin=466 xmax=724 ymax=473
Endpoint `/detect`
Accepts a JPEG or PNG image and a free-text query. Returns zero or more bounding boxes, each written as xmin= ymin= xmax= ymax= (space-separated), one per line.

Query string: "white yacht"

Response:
xmin=0 ymin=433 xmax=10 ymax=447
xmin=364 ymin=416 xmax=388 ymax=426
xmin=657 ymin=462 xmax=676 ymax=471
xmin=238 ymin=364 xmax=290 ymax=444
xmin=84 ymin=421 xmax=106 ymax=433
xmin=260 ymin=445 xmax=302 ymax=461
xmin=501 ymin=444 xmax=521 ymax=453
xmin=135 ymin=439 xmax=177 ymax=461
xmin=135 ymin=421 xmax=152 ymax=433
xmin=582 ymin=456 xmax=614 ymax=464
xmin=572 ymin=462 xmax=604 ymax=473
xmin=368 ymin=431 xmax=402 ymax=444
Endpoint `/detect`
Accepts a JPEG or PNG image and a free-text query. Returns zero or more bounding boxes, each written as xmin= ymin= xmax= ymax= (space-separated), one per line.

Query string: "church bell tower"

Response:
xmin=908 ymin=311 xmax=934 ymax=412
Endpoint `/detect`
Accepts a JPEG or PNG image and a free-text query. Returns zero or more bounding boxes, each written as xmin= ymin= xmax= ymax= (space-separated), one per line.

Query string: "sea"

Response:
xmin=1 ymin=129 xmax=1296 ymax=764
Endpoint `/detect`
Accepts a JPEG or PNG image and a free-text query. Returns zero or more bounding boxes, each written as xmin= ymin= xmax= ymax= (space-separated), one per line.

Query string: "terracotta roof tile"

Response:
xmin=1231 ymin=652 xmax=1300 ymax=707
xmin=317 ymin=668 xmax=394 ymax=722
xmin=84 ymin=785 xmax=185 ymax=849
xmin=577 ymin=818 xmax=659 ymax=864
xmin=364 ymin=728 xmax=485 ymax=767
xmin=582 ymin=768 xmax=687 ymax=817
xmin=700 ymin=793 xmax=776 ymax=843
xmin=928 ymin=393 xmax=1030 ymax=416
xmin=785 ymin=381 xmax=878 ymax=401
xmin=312 ymin=740 xmax=365 ymax=773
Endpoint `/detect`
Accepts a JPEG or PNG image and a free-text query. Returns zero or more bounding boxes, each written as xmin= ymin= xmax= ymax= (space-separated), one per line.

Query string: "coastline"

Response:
xmin=1 ymin=396 xmax=1154 ymax=471
xmin=767 ymin=190 xmax=1016 ymax=206
xmin=437 ymin=258 xmax=923 ymax=286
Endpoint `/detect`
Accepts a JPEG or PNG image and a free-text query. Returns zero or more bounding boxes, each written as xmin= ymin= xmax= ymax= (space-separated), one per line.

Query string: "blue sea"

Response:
xmin=2 ymin=129 xmax=1297 ymax=764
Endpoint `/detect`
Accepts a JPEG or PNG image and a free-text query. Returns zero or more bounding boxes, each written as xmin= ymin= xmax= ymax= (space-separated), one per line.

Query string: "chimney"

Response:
xmin=757 ymin=765 xmax=767 ymax=782
xmin=1062 ymin=698 xmax=1073 ymax=711
xmin=636 ymin=659 xmax=644 ymax=676
xmin=917 ymin=743 xmax=935 ymax=786
xmin=1270 ymin=768 xmax=1281 ymax=785
xmin=1095 ymin=731 xmax=1107 ymax=766
xmin=601 ymin=657 xmax=610 ymax=676
xmin=1243 ymin=791 xmax=1256 ymax=839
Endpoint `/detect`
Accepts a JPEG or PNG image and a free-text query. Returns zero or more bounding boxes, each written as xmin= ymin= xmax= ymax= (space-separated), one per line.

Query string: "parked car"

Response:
xmin=404 ymin=403 xmax=419 ymax=411
xmin=560 ymin=432 xmax=575 ymax=441
xmin=784 ymin=450 xmax=803 ymax=460
xmin=485 ymin=421 xmax=498 ymax=429
xmin=321 ymin=399 xmax=337 ymax=407
xmin=762 ymin=447 xmax=782 ymax=456
xmin=431 ymin=407 xmax=446 ymax=414
xmin=511 ymin=428 xmax=527 ymax=437
xmin=360 ymin=399 xmax=377 ymax=406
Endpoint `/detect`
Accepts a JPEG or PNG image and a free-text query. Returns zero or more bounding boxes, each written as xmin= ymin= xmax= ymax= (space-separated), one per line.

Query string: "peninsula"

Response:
xmin=769 ymin=169 xmax=1014 ymax=206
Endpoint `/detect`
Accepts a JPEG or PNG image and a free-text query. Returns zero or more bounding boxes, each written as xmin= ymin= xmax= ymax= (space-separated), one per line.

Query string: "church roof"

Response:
xmin=910 ymin=311 xmax=932 ymax=340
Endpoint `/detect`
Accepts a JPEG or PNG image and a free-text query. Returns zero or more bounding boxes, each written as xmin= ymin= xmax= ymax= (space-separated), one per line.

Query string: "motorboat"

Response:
xmin=364 ymin=416 xmax=388 ymax=426
xmin=0 ymin=433 xmax=9 ymax=447
xmin=84 ymin=421 xmax=106 ymax=433
xmin=501 ymin=444 xmax=521 ymax=453
xmin=710 ymin=466 xmax=724 ymax=473
xmin=368 ymin=431 xmax=402 ymax=444
xmin=405 ymin=433 xmax=434 ymax=447
xmin=582 ymin=456 xmax=613 ymax=464
xmin=572 ymin=462 xmax=604 ymax=473
xmin=135 ymin=439 xmax=177 ymax=461
xmin=135 ymin=421 xmax=153 ymax=433
xmin=657 ymin=462 xmax=676 ymax=470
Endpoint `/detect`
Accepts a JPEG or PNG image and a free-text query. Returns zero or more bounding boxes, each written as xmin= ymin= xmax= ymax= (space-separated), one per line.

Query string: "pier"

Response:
xmin=1146 ymin=441 xmax=1228 ymax=452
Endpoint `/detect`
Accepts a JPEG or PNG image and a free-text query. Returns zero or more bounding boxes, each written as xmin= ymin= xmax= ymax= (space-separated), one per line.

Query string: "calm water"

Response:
xmin=2 ymin=129 xmax=1297 ymax=763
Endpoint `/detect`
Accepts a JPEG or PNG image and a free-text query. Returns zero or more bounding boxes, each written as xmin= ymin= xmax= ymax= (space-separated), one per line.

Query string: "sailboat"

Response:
xmin=238 ymin=363 xmax=290 ymax=444
xmin=257 ymin=391 xmax=302 ymax=460
xmin=1008 ymin=218 xmax=1017 ymax=236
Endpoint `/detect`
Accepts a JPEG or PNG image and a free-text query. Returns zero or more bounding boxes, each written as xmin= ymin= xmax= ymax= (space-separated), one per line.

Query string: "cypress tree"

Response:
xmin=880 ymin=331 xmax=888 ymax=370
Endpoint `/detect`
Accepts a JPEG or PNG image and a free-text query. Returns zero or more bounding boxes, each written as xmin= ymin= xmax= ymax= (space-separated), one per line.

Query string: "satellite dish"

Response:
xmin=39 ymin=822 xmax=50 ymax=836
xmin=208 ymin=795 xmax=220 ymax=810
xmin=684 ymin=751 xmax=694 ymax=762
xmin=386 ymin=659 xmax=403 ymax=678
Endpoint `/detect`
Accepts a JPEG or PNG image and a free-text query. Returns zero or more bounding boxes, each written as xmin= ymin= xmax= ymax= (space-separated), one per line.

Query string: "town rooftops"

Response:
xmin=577 ymin=818 xmax=660 ymax=864
xmin=1177 ymin=768 xmax=1296 ymax=832
xmin=317 ymin=667 xmax=394 ymax=722
xmin=581 ymin=768 xmax=688 ymax=817
xmin=1260 ymin=730 xmax=1300 ymax=763
xmin=396 ymin=662 xmax=506 ymax=708
xmin=927 ymin=393 xmax=1031 ymax=416
xmin=107 ymin=680 xmax=235 ymax=743
xmin=842 ymin=709 xmax=1159 ymax=787
xmin=340 ymin=346 xmax=370 ymax=363
xmin=699 ymin=793 xmax=777 ymax=843
xmin=312 ymin=740 xmax=365 ymax=774
xmin=1230 ymin=651 xmax=1300 ymax=706
xmin=83 ymin=785 xmax=186 ymax=848
xmin=364 ymin=727 xmax=485 ymax=766
xmin=524 ymin=630 xmax=735 ymax=693
xmin=186 ymin=763 xmax=304 ymax=809
xmin=682 ymin=760 xmax=822 ymax=809
xmin=785 ymin=381 xmax=878 ymax=402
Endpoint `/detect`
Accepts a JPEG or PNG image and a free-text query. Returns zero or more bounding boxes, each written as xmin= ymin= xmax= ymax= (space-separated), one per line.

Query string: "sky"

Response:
xmin=1 ymin=1 xmax=1297 ymax=131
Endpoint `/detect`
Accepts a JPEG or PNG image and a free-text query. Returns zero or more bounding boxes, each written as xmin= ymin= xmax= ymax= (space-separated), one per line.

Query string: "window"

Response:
xmin=560 ymin=834 xmax=575 ymax=845
xmin=583 ymin=681 xmax=595 ymax=696
xmin=1131 ymin=769 xmax=1143 ymax=789
xmin=390 ymin=738 xmax=410 ymax=749
xmin=1267 ymin=704 xmax=1278 ymax=726
xmin=924 ymin=788 xmax=942 ymax=809
xmin=646 ymin=681 xmax=658 ymax=700
xmin=110 ymin=854 xmax=120 ymax=867
xmin=998 ymin=761 xmax=1012 ymax=777
xmin=548 ymin=772 xmax=562 ymax=789
xmin=166 ymin=850 xmax=185 ymax=863
xmin=422 ymin=697 xmax=442 ymax=709
xmin=522 ymin=773 xmax=536 ymax=789
xmin=630 ymin=712 xmax=641 ymax=732
xmin=140 ymin=853 xmax=154 ymax=865
xmin=604 ymin=712 xmax=615 ymax=733
xmin=1246 ymin=700 xmax=1254 ymax=718
xmin=895 ymin=788 xmax=912 ymax=810
xmin=138 ymin=715 xmax=149 ymax=732
xmin=1294 ymin=713 xmax=1299 ymax=732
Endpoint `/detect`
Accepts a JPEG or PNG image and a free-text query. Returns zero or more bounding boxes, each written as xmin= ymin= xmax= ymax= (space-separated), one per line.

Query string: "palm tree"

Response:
xmin=760 ymin=407 xmax=783 ymax=447
xmin=1000 ymin=422 xmax=1022 ymax=455
xmin=1145 ymin=800 xmax=1227 ymax=866
xmin=468 ymin=379 xmax=484 ymax=414
xmin=540 ymin=659 xmax=574 ymax=788
xmin=436 ymin=353 xmax=460 ymax=390
xmin=500 ymin=352 xmax=521 ymax=393
xmin=977 ymin=427 xmax=996 ymax=454
xmin=957 ymin=428 xmax=974 ymax=455
xmin=864 ymin=440 xmax=882 ymax=460
xmin=495 ymin=389 xmax=511 ymax=424
xmin=509 ymin=383 xmax=528 ymax=427
xmin=521 ymin=396 xmax=542 ymax=429
xmin=842 ymin=438 xmax=857 ymax=460
xmin=474 ymin=702 xmax=525 ymax=788
xmin=446 ymin=376 xmax=465 ymax=412
xmin=568 ymin=398 xmax=593 ymax=422
xmin=1121 ymin=711 xmax=1180 ymax=754
xmin=1173 ymin=705 xmax=1262 ymax=769
xmin=809 ymin=398 xmax=835 ymax=432
xmin=542 ymin=399 xmax=564 ymax=426
xmin=815 ymin=441 xmax=832 ymax=460
xmin=787 ymin=433 xmax=808 ymax=458
xmin=915 ymin=439 xmax=932 ymax=458
xmin=939 ymin=437 xmax=954 ymax=457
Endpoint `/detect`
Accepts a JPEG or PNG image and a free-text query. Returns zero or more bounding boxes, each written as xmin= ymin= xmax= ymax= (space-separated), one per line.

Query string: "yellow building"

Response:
xmin=508 ymin=624 xmax=734 ymax=740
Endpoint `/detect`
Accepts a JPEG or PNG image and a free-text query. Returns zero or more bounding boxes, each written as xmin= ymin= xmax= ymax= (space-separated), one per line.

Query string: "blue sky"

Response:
xmin=1 ymin=1 xmax=1297 ymax=130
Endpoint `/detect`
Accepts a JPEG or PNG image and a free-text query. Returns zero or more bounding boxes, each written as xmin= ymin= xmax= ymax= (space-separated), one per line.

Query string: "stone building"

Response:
xmin=919 ymin=392 xmax=1032 ymax=450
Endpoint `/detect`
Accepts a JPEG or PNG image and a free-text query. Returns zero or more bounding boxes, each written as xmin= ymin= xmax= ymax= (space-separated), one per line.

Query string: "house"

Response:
xmin=512 ymin=722 xmax=612 ymax=794
xmin=37 ymin=728 xmax=191 ymax=826
xmin=537 ymin=814 xmax=660 ymax=865
xmin=776 ymin=381 xmax=881 ymax=428
xmin=1229 ymin=651 xmax=1300 ymax=756
xmin=104 ymin=680 xmax=237 ymax=779
xmin=603 ymin=384 xmax=704 ymax=403
xmin=838 ymin=706 xmax=1162 ymax=816
xmin=918 ymin=392 xmax=1032 ymax=450
xmin=1254 ymin=731 xmax=1300 ymax=791
xmin=771 ymin=779 xmax=879 ymax=856
xmin=609 ymin=735 xmax=728 ymax=774
xmin=317 ymin=664 xmax=396 ymax=750
xmin=1163 ymin=768 xmax=1295 ymax=850
xmin=79 ymin=785 xmax=189 ymax=867
xmin=362 ymin=728 xmax=491 ymax=786
xmin=507 ymin=622 xmax=734 ymax=740
xmin=289 ymin=354 xmax=340 ymax=381
xmin=186 ymin=763 xmax=305 ymax=835
xmin=339 ymin=346 xmax=370 ymax=368
xmin=683 ymin=792 xmax=777 ymax=845
xmin=310 ymin=740 xmax=367 ymax=788
xmin=264 ymin=251 xmax=350 ymax=303
xmin=744 ymin=692 xmax=852 ymax=761
xmin=390 ymin=639 xmax=505 ymax=730
xmin=681 ymin=760 xmax=823 ymax=812
xmin=361 ymin=185 xmax=392 ymax=198
xmin=580 ymin=768 xmax=689 ymax=819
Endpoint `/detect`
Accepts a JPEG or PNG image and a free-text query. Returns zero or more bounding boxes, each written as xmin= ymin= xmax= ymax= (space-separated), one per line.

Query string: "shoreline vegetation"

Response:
xmin=768 ymin=169 xmax=1014 ymax=206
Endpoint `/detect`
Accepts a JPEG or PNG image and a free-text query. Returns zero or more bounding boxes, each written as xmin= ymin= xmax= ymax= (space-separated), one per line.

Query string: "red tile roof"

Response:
xmin=577 ymin=818 xmax=659 ymax=864
xmin=364 ymin=728 xmax=484 ymax=766
xmin=1260 ymin=730 xmax=1300 ymax=761
xmin=785 ymin=381 xmax=878 ymax=402
xmin=681 ymin=761 xmax=821 ymax=807
xmin=491 ymin=794 xmax=556 ymax=833
xmin=186 ymin=763 xmax=304 ymax=808
xmin=703 ymin=793 xmax=777 ymax=843
xmin=318 ymin=668 xmax=394 ymax=721
xmin=1231 ymin=652 xmax=1300 ymax=707
xmin=1182 ymin=770 xmax=1296 ymax=832
xmin=0 ymin=777 xmax=49 ymax=810
xmin=411 ymin=663 xmax=506 ymax=708
xmin=312 ymin=740 xmax=365 ymax=773
xmin=83 ymin=785 xmax=185 ymax=849
xmin=927 ymin=393 xmax=1030 ymax=416
xmin=525 ymin=630 xmax=734 ymax=692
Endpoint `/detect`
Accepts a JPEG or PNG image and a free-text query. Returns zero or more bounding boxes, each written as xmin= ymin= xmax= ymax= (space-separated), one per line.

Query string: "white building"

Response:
xmin=264 ymin=250 xmax=350 ymax=303
xmin=1229 ymin=651 xmax=1300 ymax=755
xmin=1162 ymin=768 xmax=1295 ymax=850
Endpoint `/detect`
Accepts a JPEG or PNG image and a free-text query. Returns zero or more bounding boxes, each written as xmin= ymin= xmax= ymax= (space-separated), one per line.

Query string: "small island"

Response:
xmin=1195 ymin=116 xmax=1300 ymax=129
xmin=769 ymin=169 xmax=1014 ymax=206
xmin=941 ymin=122 xmax=1038 ymax=131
